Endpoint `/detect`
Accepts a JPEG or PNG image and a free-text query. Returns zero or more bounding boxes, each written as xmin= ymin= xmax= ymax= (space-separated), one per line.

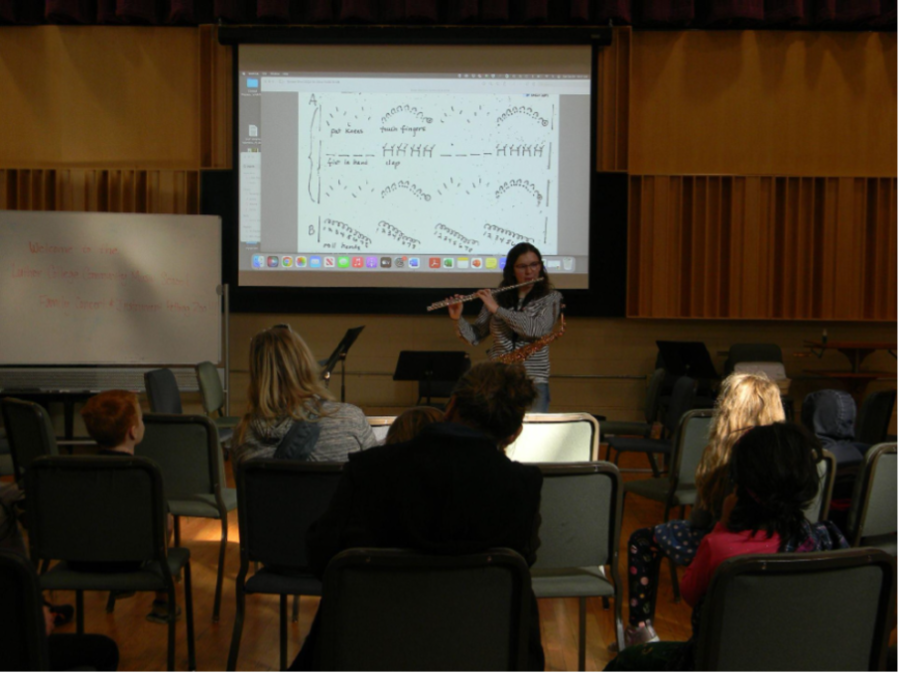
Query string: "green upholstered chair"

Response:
xmin=227 ymin=460 xmax=344 ymax=671
xmin=195 ymin=361 xmax=240 ymax=446
xmin=1 ymin=397 xmax=59 ymax=486
xmin=695 ymin=548 xmax=895 ymax=671
xmin=530 ymin=462 xmax=624 ymax=670
xmin=25 ymin=455 xmax=196 ymax=671
xmin=317 ymin=548 xmax=531 ymax=671
xmin=0 ymin=550 xmax=50 ymax=671
xmin=847 ymin=443 xmax=897 ymax=556
xmin=136 ymin=414 xmax=237 ymax=623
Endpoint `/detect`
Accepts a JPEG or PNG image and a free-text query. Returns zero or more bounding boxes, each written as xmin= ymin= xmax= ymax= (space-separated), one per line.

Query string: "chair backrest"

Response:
xmin=0 ymin=397 xmax=59 ymax=484
xmin=317 ymin=547 xmax=530 ymax=671
xmin=643 ymin=368 xmax=667 ymax=424
xmin=137 ymin=414 xmax=223 ymax=500
xmin=664 ymin=376 xmax=696 ymax=434
xmin=803 ymin=449 xmax=836 ymax=523
xmin=532 ymin=462 xmax=622 ymax=570
xmin=195 ymin=361 xmax=226 ymax=416
xmin=725 ymin=342 xmax=783 ymax=375
xmin=856 ymin=389 xmax=897 ymax=445
xmin=144 ymin=368 xmax=183 ymax=414
xmin=505 ymin=413 xmax=599 ymax=463
xmin=695 ymin=548 xmax=896 ymax=671
xmin=236 ymin=459 xmax=344 ymax=569
xmin=0 ymin=550 xmax=49 ymax=671
xmin=366 ymin=416 xmax=397 ymax=444
xmin=667 ymin=409 xmax=714 ymax=492
xmin=847 ymin=443 xmax=897 ymax=548
xmin=25 ymin=456 xmax=168 ymax=567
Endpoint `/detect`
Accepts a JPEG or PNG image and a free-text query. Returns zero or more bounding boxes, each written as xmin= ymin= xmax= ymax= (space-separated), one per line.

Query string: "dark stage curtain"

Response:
xmin=0 ymin=0 xmax=894 ymax=28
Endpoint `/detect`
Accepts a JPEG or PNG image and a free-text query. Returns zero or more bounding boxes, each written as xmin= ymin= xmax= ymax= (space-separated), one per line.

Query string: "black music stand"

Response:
xmin=393 ymin=351 xmax=470 ymax=406
xmin=321 ymin=326 xmax=365 ymax=402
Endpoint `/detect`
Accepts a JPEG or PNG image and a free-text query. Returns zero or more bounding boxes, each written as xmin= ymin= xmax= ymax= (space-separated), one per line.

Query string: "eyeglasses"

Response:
xmin=514 ymin=261 xmax=542 ymax=272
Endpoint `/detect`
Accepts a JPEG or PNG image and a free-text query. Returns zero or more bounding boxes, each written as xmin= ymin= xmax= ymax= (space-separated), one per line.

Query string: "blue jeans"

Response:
xmin=531 ymin=383 xmax=550 ymax=413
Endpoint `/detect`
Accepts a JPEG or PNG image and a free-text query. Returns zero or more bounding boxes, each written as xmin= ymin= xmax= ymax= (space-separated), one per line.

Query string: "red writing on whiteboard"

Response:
xmin=162 ymin=273 xmax=189 ymax=286
xmin=39 ymin=295 xmax=70 ymax=309
xmin=29 ymin=242 xmax=73 ymax=254
xmin=11 ymin=264 xmax=42 ymax=278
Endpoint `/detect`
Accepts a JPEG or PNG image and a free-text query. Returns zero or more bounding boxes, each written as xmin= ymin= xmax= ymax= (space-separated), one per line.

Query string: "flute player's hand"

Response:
xmin=447 ymin=295 xmax=464 ymax=320
xmin=477 ymin=289 xmax=499 ymax=314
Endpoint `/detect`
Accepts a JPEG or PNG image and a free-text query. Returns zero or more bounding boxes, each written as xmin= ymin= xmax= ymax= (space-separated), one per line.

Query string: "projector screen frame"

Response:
xmin=218 ymin=25 xmax=625 ymax=317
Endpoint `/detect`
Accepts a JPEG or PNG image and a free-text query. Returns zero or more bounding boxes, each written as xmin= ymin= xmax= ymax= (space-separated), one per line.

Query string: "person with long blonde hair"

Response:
xmin=232 ymin=325 xmax=377 ymax=473
xmin=616 ymin=372 xmax=785 ymax=649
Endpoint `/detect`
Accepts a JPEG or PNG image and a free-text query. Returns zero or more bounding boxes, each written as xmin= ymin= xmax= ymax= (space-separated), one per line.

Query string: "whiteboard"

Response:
xmin=1 ymin=211 xmax=221 ymax=365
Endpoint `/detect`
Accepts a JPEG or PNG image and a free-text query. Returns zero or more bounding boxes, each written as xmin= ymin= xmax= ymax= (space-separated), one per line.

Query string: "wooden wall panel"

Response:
xmin=629 ymin=31 xmax=897 ymax=177
xmin=0 ymin=169 xmax=199 ymax=214
xmin=628 ymin=176 xmax=898 ymax=320
xmin=0 ymin=27 xmax=201 ymax=168
xmin=200 ymin=26 xmax=232 ymax=169
xmin=596 ymin=27 xmax=630 ymax=172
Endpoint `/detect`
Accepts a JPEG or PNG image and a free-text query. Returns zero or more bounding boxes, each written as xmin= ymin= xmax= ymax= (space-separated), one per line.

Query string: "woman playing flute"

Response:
xmin=447 ymin=243 xmax=563 ymax=412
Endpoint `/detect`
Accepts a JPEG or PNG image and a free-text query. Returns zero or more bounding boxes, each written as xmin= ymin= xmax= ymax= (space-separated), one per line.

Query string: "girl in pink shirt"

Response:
xmin=606 ymin=423 xmax=848 ymax=671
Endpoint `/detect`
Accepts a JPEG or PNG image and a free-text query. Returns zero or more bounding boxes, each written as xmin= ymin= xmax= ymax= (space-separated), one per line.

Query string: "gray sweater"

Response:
xmin=232 ymin=401 xmax=378 ymax=476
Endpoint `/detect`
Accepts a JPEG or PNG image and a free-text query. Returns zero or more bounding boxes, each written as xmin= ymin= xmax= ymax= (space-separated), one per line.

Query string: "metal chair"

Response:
xmin=316 ymin=547 xmax=532 ymax=671
xmin=695 ymin=548 xmax=896 ymax=671
xmin=0 ymin=397 xmax=59 ymax=485
xmin=606 ymin=376 xmax=696 ymax=477
xmin=856 ymin=389 xmax=897 ymax=446
xmin=144 ymin=368 xmax=183 ymax=414
xmin=25 ymin=455 xmax=196 ymax=671
xmin=847 ymin=443 xmax=897 ymax=556
xmin=624 ymin=409 xmax=714 ymax=602
xmin=804 ymin=449 xmax=837 ymax=524
xmin=365 ymin=415 xmax=397 ymax=444
xmin=0 ymin=550 xmax=50 ymax=670
xmin=227 ymin=460 xmax=345 ymax=671
xmin=195 ymin=361 xmax=240 ymax=445
xmin=505 ymin=413 xmax=600 ymax=463
xmin=136 ymin=413 xmax=237 ymax=622
xmin=531 ymin=462 xmax=624 ymax=670
xmin=601 ymin=368 xmax=666 ymax=446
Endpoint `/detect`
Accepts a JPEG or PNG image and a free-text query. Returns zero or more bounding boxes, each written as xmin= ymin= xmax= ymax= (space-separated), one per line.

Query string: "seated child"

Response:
xmin=606 ymin=422 xmax=848 ymax=671
xmin=385 ymin=406 xmax=444 ymax=445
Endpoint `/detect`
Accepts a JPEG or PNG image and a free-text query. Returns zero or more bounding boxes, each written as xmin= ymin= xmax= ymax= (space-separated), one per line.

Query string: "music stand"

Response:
xmin=655 ymin=341 xmax=719 ymax=380
xmin=321 ymin=326 xmax=365 ymax=402
xmin=393 ymin=351 xmax=470 ymax=405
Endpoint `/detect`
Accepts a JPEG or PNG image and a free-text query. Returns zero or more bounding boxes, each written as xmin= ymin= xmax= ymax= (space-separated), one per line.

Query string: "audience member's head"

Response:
xmin=80 ymin=390 xmax=144 ymax=452
xmin=385 ymin=406 xmax=444 ymax=445
xmin=445 ymin=362 xmax=536 ymax=449
xmin=696 ymin=372 xmax=785 ymax=516
xmin=243 ymin=324 xmax=332 ymax=429
xmin=726 ymin=422 xmax=821 ymax=541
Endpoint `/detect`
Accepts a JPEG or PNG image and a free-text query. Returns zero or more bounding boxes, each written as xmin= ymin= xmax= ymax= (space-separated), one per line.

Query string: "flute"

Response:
xmin=426 ymin=278 xmax=544 ymax=312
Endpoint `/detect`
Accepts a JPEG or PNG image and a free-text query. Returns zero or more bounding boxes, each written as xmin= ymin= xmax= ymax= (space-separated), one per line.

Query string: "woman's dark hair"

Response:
xmin=726 ymin=422 xmax=822 ymax=542
xmin=497 ymin=242 xmax=553 ymax=309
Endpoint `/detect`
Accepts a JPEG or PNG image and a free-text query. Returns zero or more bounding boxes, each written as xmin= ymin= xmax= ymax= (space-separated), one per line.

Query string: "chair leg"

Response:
xmin=292 ymin=595 xmax=300 ymax=623
xmin=213 ymin=517 xmax=227 ymax=623
xmin=668 ymin=556 xmax=681 ymax=603
xmin=578 ymin=597 xmax=586 ymax=672
xmin=76 ymin=590 xmax=84 ymax=635
xmin=647 ymin=453 xmax=661 ymax=477
xmin=166 ymin=590 xmax=176 ymax=672
xmin=183 ymin=562 xmax=196 ymax=671
xmin=602 ymin=597 xmax=609 ymax=610
xmin=105 ymin=591 xmax=116 ymax=614
xmin=39 ymin=559 xmax=50 ymax=574
xmin=227 ymin=585 xmax=246 ymax=671
xmin=280 ymin=595 xmax=288 ymax=671
xmin=173 ymin=515 xmax=181 ymax=547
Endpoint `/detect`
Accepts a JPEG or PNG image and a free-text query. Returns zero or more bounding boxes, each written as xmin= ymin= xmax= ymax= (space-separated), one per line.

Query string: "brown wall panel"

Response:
xmin=628 ymin=175 xmax=898 ymax=320
xmin=629 ymin=31 xmax=897 ymax=177
xmin=0 ymin=168 xmax=199 ymax=214
xmin=200 ymin=26 xmax=233 ymax=169
xmin=596 ymin=27 xmax=630 ymax=172
xmin=0 ymin=27 xmax=201 ymax=168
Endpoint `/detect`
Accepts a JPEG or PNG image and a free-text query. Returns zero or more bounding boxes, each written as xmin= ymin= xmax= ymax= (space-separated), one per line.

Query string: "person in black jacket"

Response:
xmin=292 ymin=361 xmax=544 ymax=670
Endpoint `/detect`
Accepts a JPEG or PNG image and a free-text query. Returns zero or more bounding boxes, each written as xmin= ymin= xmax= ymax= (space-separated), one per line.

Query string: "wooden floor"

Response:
xmin=37 ymin=451 xmax=696 ymax=672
